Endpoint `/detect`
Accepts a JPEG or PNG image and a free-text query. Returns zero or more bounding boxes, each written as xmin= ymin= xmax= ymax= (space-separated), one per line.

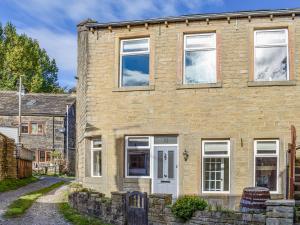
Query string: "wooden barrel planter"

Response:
xmin=240 ymin=187 xmax=270 ymax=213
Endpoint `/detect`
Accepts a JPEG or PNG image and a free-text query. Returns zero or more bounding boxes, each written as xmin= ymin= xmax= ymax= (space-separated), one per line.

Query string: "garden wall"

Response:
xmin=0 ymin=133 xmax=17 ymax=180
xmin=68 ymin=191 xmax=295 ymax=225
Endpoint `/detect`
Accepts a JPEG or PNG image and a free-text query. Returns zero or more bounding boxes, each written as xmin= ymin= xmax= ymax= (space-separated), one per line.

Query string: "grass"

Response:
xmin=58 ymin=202 xmax=111 ymax=225
xmin=4 ymin=181 xmax=65 ymax=218
xmin=0 ymin=176 xmax=38 ymax=193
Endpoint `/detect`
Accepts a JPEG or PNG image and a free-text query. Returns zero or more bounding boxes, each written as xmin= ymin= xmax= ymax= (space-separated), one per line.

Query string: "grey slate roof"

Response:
xmin=81 ymin=8 xmax=300 ymax=28
xmin=0 ymin=91 xmax=75 ymax=116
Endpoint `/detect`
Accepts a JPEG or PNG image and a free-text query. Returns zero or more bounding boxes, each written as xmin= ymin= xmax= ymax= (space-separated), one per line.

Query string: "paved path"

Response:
xmin=0 ymin=176 xmax=72 ymax=225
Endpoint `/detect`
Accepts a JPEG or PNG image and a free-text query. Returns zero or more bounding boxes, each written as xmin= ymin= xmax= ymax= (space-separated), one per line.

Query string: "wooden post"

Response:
xmin=288 ymin=125 xmax=296 ymax=199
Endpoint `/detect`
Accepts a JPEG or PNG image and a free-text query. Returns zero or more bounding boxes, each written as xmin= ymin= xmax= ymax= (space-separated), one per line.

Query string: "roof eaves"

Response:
xmin=85 ymin=8 xmax=300 ymax=29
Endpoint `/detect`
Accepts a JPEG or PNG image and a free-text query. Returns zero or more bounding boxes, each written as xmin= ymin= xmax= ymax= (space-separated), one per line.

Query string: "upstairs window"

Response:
xmin=31 ymin=123 xmax=43 ymax=135
xmin=254 ymin=140 xmax=279 ymax=192
xmin=184 ymin=33 xmax=217 ymax=84
xmin=254 ymin=29 xmax=288 ymax=81
xmin=120 ymin=38 xmax=150 ymax=87
xmin=202 ymin=140 xmax=230 ymax=193
xmin=21 ymin=123 xmax=29 ymax=134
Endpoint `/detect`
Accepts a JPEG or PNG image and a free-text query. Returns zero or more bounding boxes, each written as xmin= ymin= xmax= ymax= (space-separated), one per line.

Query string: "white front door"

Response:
xmin=153 ymin=146 xmax=178 ymax=198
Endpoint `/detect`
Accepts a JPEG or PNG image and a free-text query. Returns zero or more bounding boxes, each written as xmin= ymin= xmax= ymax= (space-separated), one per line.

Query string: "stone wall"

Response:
xmin=68 ymin=191 xmax=295 ymax=225
xmin=0 ymin=133 xmax=17 ymax=180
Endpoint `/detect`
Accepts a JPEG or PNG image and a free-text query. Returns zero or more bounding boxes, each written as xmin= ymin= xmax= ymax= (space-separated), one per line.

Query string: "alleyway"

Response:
xmin=0 ymin=176 xmax=72 ymax=225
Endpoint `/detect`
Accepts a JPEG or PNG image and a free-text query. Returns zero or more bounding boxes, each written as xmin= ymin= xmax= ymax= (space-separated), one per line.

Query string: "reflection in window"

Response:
xmin=21 ymin=123 xmax=29 ymax=134
xmin=39 ymin=151 xmax=45 ymax=162
xmin=127 ymin=150 xmax=150 ymax=176
xmin=202 ymin=140 xmax=230 ymax=192
xmin=120 ymin=38 xmax=150 ymax=87
xmin=254 ymin=140 xmax=279 ymax=192
xmin=91 ymin=138 xmax=102 ymax=177
xmin=126 ymin=136 xmax=150 ymax=177
xmin=254 ymin=29 xmax=288 ymax=81
xmin=184 ymin=33 xmax=216 ymax=84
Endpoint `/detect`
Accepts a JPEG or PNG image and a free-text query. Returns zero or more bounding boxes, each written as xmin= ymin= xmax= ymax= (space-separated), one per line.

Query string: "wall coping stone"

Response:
xmin=266 ymin=199 xmax=295 ymax=206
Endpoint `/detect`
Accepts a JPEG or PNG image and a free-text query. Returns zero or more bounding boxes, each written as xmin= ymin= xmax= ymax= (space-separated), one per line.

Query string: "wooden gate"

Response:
xmin=126 ymin=191 xmax=148 ymax=225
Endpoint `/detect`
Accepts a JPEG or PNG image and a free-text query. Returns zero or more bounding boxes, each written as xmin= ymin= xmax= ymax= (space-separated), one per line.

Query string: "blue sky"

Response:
xmin=0 ymin=0 xmax=299 ymax=88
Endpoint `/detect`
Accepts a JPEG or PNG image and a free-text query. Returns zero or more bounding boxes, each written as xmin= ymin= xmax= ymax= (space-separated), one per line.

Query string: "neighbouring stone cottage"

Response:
xmin=0 ymin=132 xmax=33 ymax=180
xmin=76 ymin=8 xmax=300 ymax=209
xmin=0 ymin=91 xmax=76 ymax=175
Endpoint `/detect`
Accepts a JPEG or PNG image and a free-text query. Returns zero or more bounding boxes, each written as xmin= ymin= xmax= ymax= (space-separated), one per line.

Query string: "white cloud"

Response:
xmin=18 ymin=27 xmax=76 ymax=72
xmin=5 ymin=0 xmax=224 ymax=87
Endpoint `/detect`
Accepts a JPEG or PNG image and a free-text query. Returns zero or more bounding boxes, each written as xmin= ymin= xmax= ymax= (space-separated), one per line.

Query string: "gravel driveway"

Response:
xmin=0 ymin=176 xmax=72 ymax=225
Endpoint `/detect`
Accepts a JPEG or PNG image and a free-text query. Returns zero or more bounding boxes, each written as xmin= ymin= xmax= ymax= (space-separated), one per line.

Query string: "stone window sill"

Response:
xmin=247 ymin=80 xmax=296 ymax=87
xmin=112 ymin=85 xmax=155 ymax=92
xmin=176 ymin=82 xmax=222 ymax=90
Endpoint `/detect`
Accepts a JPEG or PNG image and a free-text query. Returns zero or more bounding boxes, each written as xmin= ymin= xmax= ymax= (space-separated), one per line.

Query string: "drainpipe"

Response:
xmin=66 ymin=105 xmax=69 ymax=167
xmin=52 ymin=116 xmax=55 ymax=150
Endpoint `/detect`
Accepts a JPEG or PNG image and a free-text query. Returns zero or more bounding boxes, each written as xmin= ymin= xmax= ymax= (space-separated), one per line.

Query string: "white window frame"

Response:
xmin=91 ymin=138 xmax=102 ymax=177
xmin=202 ymin=140 xmax=230 ymax=194
xmin=254 ymin=29 xmax=289 ymax=81
xmin=125 ymin=136 xmax=152 ymax=178
xmin=119 ymin=38 xmax=150 ymax=87
xmin=254 ymin=139 xmax=279 ymax=194
xmin=183 ymin=33 xmax=217 ymax=84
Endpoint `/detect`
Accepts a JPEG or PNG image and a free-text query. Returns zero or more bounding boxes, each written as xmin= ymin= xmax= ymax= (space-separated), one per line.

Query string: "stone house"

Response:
xmin=76 ymin=8 xmax=300 ymax=209
xmin=0 ymin=91 xmax=76 ymax=175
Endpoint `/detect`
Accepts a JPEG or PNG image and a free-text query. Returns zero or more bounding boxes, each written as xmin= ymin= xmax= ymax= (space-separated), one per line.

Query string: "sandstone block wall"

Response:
xmin=0 ymin=133 xmax=17 ymax=180
xmin=76 ymin=12 xmax=300 ymax=206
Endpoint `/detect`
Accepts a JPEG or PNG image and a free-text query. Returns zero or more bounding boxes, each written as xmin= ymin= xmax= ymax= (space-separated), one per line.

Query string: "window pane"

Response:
xmin=168 ymin=151 xmax=174 ymax=179
xmin=21 ymin=124 xmax=28 ymax=134
xmin=122 ymin=54 xmax=149 ymax=86
xmin=93 ymin=151 xmax=101 ymax=176
xmin=255 ymin=157 xmax=277 ymax=191
xmin=38 ymin=124 xmax=43 ymax=134
xmin=128 ymin=137 xmax=149 ymax=147
xmin=204 ymin=141 xmax=229 ymax=155
xmin=186 ymin=34 xmax=215 ymax=49
xmin=157 ymin=151 xmax=163 ymax=178
xmin=185 ymin=50 xmax=216 ymax=84
xmin=256 ymin=141 xmax=277 ymax=154
xmin=128 ymin=149 xmax=150 ymax=176
xmin=154 ymin=136 xmax=177 ymax=145
xmin=256 ymin=30 xmax=286 ymax=46
xmin=40 ymin=151 xmax=45 ymax=162
xmin=46 ymin=152 xmax=51 ymax=162
xmin=122 ymin=39 xmax=149 ymax=53
xmin=31 ymin=123 xmax=38 ymax=134
xmin=203 ymin=157 xmax=229 ymax=192
xmin=255 ymin=47 xmax=287 ymax=81
xmin=93 ymin=139 xmax=102 ymax=148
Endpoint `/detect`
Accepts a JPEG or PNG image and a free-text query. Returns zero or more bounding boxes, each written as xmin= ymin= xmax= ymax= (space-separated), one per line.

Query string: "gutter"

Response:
xmin=82 ymin=8 xmax=300 ymax=29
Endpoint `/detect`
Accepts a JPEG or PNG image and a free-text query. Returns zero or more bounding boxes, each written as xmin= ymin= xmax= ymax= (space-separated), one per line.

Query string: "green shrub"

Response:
xmin=171 ymin=195 xmax=208 ymax=221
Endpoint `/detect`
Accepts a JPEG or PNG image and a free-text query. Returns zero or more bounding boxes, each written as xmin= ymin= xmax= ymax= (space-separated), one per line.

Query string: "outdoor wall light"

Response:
xmin=183 ymin=149 xmax=189 ymax=161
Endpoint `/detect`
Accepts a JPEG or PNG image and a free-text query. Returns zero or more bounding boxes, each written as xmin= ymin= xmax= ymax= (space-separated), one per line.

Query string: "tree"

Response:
xmin=0 ymin=22 xmax=64 ymax=93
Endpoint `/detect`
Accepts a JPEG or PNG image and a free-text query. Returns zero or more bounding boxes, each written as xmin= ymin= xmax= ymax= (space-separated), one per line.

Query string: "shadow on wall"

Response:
xmin=114 ymin=136 xmax=147 ymax=194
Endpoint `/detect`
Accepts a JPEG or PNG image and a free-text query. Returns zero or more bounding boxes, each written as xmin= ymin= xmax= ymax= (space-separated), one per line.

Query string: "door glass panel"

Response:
xmin=157 ymin=151 xmax=163 ymax=178
xmin=168 ymin=151 xmax=174 ymax=179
